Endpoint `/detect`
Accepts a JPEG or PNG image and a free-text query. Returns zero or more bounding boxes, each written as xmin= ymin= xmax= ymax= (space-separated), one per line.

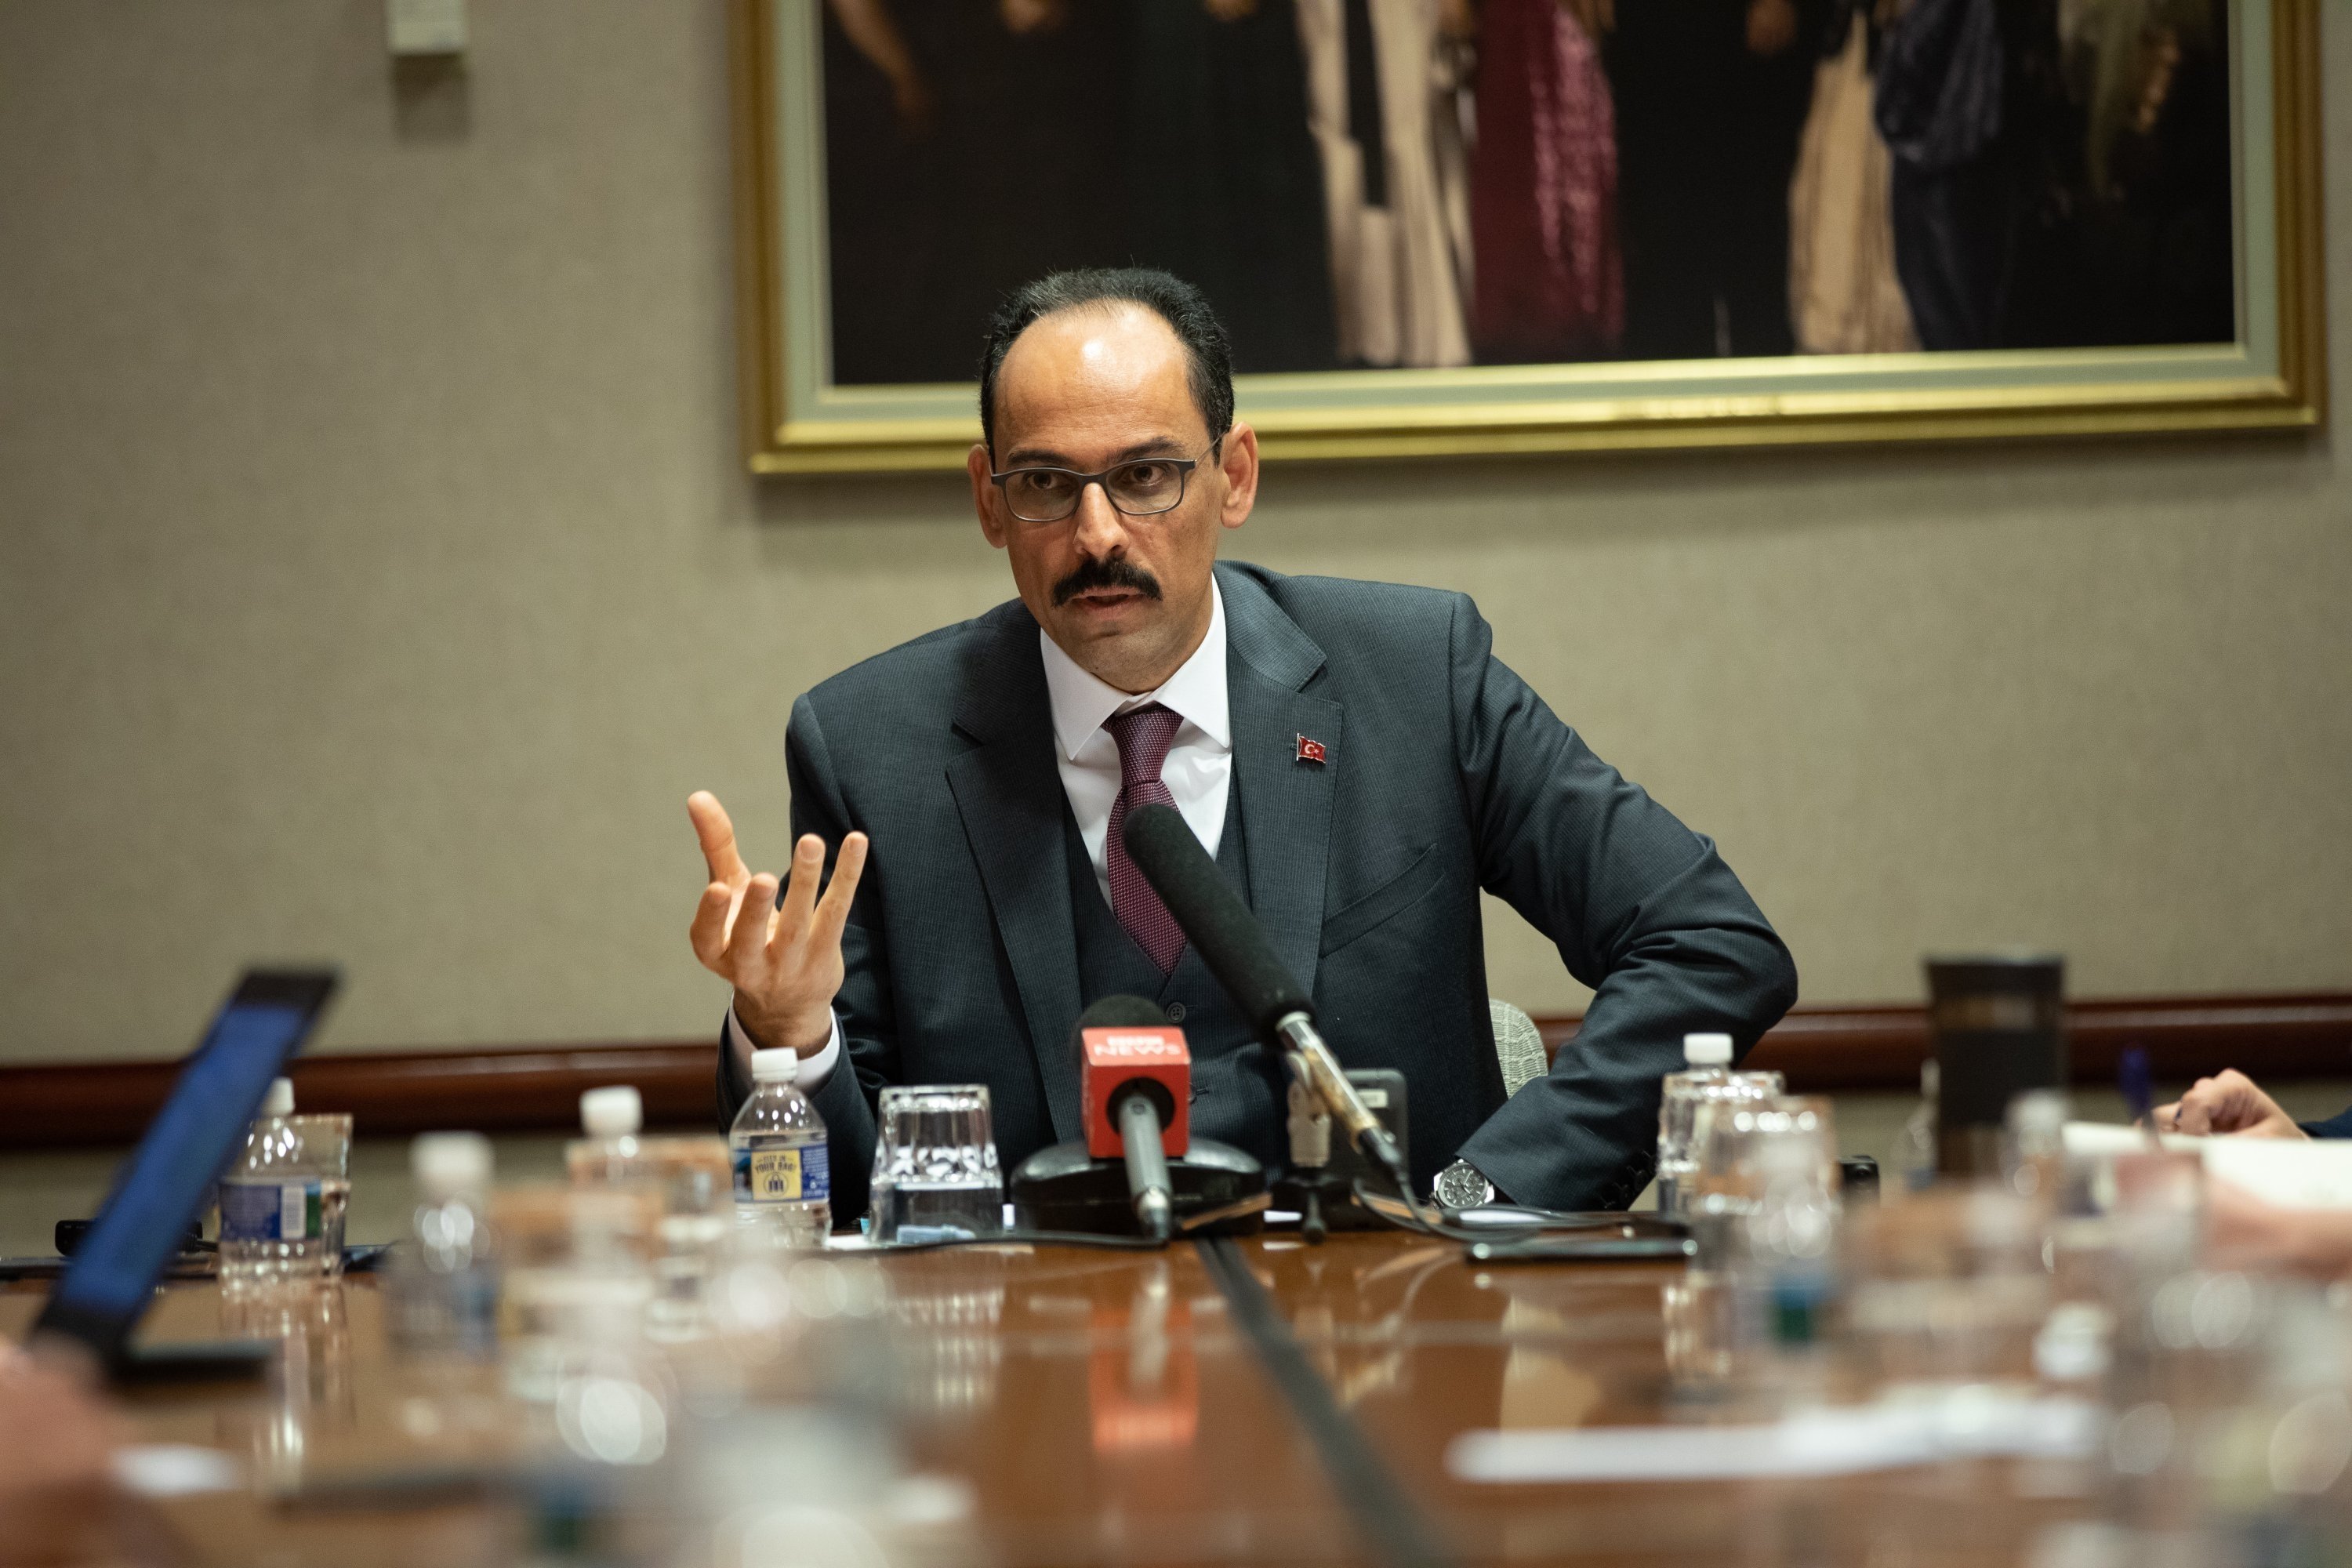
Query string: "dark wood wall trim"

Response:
xmin=1537 ymin=993 xmax=2352 ymax=1094
xmin=5 ymin=993 xmax=2349 ymax=1150
xmin=0 ymin=1044 xmax=717 ymax=1150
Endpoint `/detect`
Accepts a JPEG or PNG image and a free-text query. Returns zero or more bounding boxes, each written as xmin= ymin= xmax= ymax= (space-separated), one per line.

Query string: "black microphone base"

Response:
xmin=1009 ymin=1138 xmax=1266 ymax=1238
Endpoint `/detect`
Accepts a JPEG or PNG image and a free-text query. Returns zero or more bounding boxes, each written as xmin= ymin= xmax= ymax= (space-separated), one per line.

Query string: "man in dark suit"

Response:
xmin=691 ymin=268 xmax=1797 ymax=1221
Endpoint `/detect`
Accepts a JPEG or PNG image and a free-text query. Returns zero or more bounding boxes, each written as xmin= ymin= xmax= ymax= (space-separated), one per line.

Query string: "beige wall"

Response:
xmin=1 ymin=1 xmax=2346 ymax=1065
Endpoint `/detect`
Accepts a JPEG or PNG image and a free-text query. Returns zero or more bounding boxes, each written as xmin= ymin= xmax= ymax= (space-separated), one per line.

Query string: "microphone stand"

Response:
xmin=1274 ymin=1014 xmax=1419 ymax=1204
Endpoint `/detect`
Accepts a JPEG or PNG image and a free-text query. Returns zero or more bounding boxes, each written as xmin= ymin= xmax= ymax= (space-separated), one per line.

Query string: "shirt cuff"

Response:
xmin=726 ymin=1004 xmax=843 ymax=1094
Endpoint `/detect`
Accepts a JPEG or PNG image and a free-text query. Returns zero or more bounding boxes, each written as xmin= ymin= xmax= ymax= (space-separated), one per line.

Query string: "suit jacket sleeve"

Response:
xmin=713 ymin=692 xmax=893 ymax=1225
xmin=1447 ymin=597 xmax=1800 ymax=1211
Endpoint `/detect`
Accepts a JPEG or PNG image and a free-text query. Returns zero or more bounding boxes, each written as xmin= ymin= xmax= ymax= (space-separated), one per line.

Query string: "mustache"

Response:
xmin=1051 ymin=557 xmax=1163 ymax=608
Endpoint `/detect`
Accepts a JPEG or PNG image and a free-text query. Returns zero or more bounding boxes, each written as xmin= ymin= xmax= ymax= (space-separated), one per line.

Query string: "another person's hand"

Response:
xmin=0 ymin=1343 xmax=124 ymax=1563
xmin=1747 ymin=0 xmax=1798 ymax=54
xmin=2152 ymin=1068 xmax=2307 ymax=1138
xmin=688 ymin=792 xmax=869 ymax=1061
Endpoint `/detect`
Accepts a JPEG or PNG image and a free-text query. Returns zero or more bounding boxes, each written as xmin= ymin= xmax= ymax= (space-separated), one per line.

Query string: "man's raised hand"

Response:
xmin=687 ymin=791 xmax=869 ymax=1057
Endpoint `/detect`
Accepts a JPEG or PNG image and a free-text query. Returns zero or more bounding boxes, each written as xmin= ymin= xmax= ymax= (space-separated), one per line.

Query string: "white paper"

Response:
xmin=1447 ymin=1394 xmax=2099 ymax=1484
xmin=2063 ymin=1121 xmax=2352 ymax=1209
xmin=114 ymin=1444 xmax=241 ymax=1497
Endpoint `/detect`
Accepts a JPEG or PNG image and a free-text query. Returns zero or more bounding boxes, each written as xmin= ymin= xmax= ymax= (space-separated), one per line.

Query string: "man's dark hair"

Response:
xmin=978 ymin=268 xmax=1234 ymax=460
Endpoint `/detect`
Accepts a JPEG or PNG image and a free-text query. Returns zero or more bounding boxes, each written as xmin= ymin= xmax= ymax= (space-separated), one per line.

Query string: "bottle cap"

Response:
xmin=2007 ymin=1087 xmax=2069 ymax=1135
xmin=1682 ymin=1033 xmax=1733 ymax=1067
xmin=412 ymin=1131 xmax=494 ymax=1200
xmin=750 ymin=1047 xmax=800 ymax=1084
xmin=579 ymin=1085 xmax=643 ymax=1138
xmin=260 ymin=1077 xmax=295 ymax=1118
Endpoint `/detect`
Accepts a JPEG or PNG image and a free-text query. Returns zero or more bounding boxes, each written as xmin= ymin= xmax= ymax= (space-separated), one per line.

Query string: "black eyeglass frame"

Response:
xmin=986 ymin=439 xmax=1225 ymax=525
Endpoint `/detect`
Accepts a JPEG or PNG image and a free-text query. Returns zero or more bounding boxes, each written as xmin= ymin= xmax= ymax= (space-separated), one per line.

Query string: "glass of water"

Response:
xmin=219 ymin=1113 xmax=352 ymax=1294
xmin=868 ymin=1085 xmax=1001 ymax=1243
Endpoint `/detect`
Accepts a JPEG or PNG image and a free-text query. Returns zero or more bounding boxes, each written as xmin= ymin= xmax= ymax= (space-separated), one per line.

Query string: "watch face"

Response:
xmin=1433 ymin=1162 xmax=1492 ymax=1210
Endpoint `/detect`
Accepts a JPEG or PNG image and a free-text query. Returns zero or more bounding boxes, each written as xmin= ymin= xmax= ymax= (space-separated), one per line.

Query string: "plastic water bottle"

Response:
xmin=1739 ymin=1127 xmax=1842 ymax=1399
xmin=1891 ymin=1059 xmax=1939 ymax=1196
xmin=565 ymin=1083 xmax=735 ymax=1342
xmin=567 ymin=1085 xmax=645 ymax=1185
xmin=218 ymin=1077 xmax=350 ymax=1294
xmin=730 ymin=1048 xmax=831 ymax=1247
xmin=1655 ymin=1033 xmax=1734 ymax=1216
xmin=390 ymin=1131 xmax=500 ymax=1359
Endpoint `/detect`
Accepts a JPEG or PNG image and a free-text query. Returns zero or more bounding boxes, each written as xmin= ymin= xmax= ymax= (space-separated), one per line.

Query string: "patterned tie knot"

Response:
xmin=1106 ymin=703 xmax=1182 ymax=791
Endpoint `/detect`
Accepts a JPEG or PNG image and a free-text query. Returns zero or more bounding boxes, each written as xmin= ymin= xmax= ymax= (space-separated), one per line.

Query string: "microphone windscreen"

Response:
xmin=1071 ymin=993 xmax=1167 ymax=1062
xmin=1119 ymin=804 xmax=1313 ymax=1036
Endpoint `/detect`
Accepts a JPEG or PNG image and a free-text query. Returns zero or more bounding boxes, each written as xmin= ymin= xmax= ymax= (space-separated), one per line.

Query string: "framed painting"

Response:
xmin=731 ymin=0 xmax=2324 ymax=473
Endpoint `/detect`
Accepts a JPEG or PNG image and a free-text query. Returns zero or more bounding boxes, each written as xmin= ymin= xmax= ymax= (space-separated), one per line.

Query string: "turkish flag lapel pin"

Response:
xmin=1294 ymin=734 xmax=1327 ymax=765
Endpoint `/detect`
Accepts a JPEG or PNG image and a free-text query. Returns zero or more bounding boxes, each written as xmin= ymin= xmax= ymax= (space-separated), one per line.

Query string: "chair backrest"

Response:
xmin=1490 ymin=998 xmax=1548 ymax=1098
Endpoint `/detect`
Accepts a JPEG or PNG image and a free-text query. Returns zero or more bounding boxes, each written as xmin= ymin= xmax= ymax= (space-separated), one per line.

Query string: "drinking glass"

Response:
xmin=868 ymin=1085 xmax=1002 ymax=1243
xmin=1686 ymin=1094 xmax=1836 ymax=1269
xmin=1657 ymin=1069 xmax=1784 ymax=1218
xmin=1844 ymin=1182 xmax=2050 ymax=1392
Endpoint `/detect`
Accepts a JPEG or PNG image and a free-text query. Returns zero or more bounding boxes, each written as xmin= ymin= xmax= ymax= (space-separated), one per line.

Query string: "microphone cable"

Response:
xmin=1345 ymin=1175 xmax=1687 ymax=1247
xmin=855 ymin=1227 xmax=1171 ymax=1253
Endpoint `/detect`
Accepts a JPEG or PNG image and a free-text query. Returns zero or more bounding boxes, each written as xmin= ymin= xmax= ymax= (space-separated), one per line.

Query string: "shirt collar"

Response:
xmin=1040 ymin=578 xmax=1230 ymax=762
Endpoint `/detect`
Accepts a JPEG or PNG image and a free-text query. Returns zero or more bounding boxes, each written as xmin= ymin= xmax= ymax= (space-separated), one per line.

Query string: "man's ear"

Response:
xmin=1217 ymin=422 xmax=1260 ymax=531
xmin=970 ymin=442 xmax=1009 ymax=549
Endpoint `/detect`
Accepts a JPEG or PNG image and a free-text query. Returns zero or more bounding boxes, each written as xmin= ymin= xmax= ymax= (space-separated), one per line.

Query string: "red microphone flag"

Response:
xmin=1080 ymin=1025 xmax=1191 ymax=1161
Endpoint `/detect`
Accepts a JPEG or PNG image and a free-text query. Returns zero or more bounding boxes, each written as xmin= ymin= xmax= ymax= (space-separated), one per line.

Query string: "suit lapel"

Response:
xmin=945 ymin=608 xmax=1085 ymax=1142
xmin=1218 ymin=567 xmax=1341 ymax=1007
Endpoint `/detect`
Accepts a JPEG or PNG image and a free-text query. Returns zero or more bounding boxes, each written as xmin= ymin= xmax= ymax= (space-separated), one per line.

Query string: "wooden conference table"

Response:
xmin=3 ymin=1232 xmax=2078 ymax=1567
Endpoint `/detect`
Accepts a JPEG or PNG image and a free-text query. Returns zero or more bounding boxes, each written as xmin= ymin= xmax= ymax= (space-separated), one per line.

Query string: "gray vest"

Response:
xmin=1062 ymin=783 xmax=1283 ymax=1172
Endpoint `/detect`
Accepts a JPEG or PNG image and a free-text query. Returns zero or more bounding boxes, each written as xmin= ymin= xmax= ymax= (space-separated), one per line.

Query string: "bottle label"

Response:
xmin=220 ymin=1179 xmax=321 ymax=1242
xmin=736 ymin=1143 xmax=830 ymax=1205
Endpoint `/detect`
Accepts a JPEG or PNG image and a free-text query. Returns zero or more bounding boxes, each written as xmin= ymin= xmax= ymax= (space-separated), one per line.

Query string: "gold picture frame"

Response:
xmin=732 ymin=0 xmax=2324 ymax=474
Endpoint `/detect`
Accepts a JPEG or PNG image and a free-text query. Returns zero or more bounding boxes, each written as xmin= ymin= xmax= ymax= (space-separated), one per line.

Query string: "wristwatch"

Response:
xmin=1432 ymin=1159 xmax=1495 ymax=1211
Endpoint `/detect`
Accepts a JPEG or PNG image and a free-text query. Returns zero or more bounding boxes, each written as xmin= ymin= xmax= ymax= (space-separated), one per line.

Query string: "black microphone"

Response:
xmin=1119 ymin=804 xmax=1418 ymax=1203
xmin=1073 ymin=995 xmax=1186 ymax=1242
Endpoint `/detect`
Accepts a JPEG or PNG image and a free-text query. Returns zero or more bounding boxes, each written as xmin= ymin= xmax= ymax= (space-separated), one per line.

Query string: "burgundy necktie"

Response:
xmin=1104 ymin=702 xmax=1187 ymax=975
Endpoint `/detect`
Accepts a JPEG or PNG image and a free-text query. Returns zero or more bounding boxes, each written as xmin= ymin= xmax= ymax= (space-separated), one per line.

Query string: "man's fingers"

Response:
xmin=811 ymin=832 xmax=870 ymax=944
xmin=688 ymin=791 xmax=750 ymax=885
xmin=726 ymin=872 xmax=781 ymax=978
xmin=2182 ymin=1071 xmax=2270 ymax=1134
xmin=776 ymin=834 xmax=827 ymax=940
xmin=689 ymin=880 xmax=736 ymax=971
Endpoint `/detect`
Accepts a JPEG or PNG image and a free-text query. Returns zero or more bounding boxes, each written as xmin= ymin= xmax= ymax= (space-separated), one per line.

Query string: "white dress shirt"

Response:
xmin=730 ymin=582 xmax=1233 ymax=1094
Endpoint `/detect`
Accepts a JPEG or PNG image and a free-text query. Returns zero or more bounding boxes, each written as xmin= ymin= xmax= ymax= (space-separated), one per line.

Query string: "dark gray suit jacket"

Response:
xmin=719 ymin=562 xmax=1797 ymax=1218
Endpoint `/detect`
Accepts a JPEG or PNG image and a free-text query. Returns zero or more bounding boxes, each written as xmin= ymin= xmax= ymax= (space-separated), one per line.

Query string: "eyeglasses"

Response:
xmin=988 ymin=442 xmax=1219 ymax=524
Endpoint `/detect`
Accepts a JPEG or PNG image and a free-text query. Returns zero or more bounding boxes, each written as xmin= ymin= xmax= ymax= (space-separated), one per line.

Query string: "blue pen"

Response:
xmin=2120 ymin=1045 xmax=2158 ymax=1140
